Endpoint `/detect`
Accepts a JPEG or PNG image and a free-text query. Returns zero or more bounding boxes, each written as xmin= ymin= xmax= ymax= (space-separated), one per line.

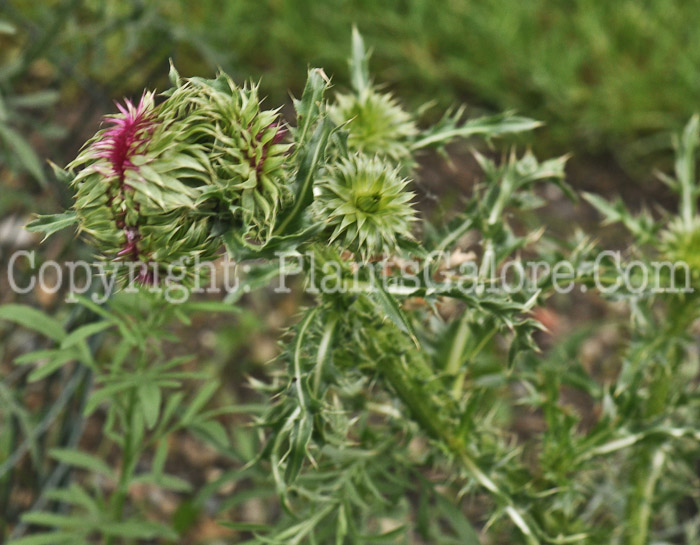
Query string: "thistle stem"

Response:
xmin=626 ymin=448 xmax=666 ymax=545
xmin=625 ymin=302 xmax=694 ymax=544
xmin=108 ymin=386 xmax=139 ymax=545
xmin=379 ymin=352 xmax=540 ymax=545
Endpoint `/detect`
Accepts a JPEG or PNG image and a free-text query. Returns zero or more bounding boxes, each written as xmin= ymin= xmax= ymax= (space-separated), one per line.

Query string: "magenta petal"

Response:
xmin=93 ymin=95 xmax=156 ymax=179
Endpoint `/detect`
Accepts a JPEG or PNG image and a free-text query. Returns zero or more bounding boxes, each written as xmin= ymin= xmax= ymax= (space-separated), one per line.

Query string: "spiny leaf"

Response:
xmin=349 ymin=26 xmax=371 ymax=93
xmin=293 ymin=67 xmax=331 ymax=147
xmin=413 ymin=110 xmax=541 ymax=150
xmin=274 ymin=117 xmax=334 ymax=235
xmin=368 ymin=267 xmax=419 ymax=348
xmin=25 ymin=211 xmax=77 ymax=241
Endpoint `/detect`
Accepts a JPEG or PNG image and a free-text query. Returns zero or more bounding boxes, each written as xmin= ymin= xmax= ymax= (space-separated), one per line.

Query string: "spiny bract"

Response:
xmin=163 ymin=72 xmax=291 ymax=242
xmin=661 ymin=217 xmax=700 ymax=285
xmin=315 ymin=155 xmax=416 ymax=260
xmin=329 ymin=87 xmax=417 ymax=165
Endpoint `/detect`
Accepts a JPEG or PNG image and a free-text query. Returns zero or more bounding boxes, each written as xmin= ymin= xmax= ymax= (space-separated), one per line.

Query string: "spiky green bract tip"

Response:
xmin=69 ymin=91 xmax=221 ymax=285
xmin=661 ymin=217 xmax=700 ymax=286
xmin=329 ymin=87 xmax=417 ymax=165
xmin=315 ymin=155 xmax=416 ymax=261
xmin=162 ymin=72 xmax=292 ymax=242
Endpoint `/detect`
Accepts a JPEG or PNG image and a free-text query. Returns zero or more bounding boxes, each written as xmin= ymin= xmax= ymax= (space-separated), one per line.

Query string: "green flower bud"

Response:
xmin=163 ymin=73 xmax=292 ymax=242
xmin=329 ymin=87 xmax=417 ymax=165
xmin=314 ymin=155 xmax=416 ymax=261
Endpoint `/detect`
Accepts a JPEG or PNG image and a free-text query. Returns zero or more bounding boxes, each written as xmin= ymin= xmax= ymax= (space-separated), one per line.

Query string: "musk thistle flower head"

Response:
xmin=314 ymin=155 xmax=416 ymax=260
xmin=70 ymin=92 xmax=221 ymax=283
xmin=329 ymin=87 xmax=417 ymax=165
xmin=163 ymin=73 xmax=291 ymax=242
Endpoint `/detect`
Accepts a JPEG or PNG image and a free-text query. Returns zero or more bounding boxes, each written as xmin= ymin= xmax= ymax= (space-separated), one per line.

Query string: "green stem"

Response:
xmin=624 ymin=301 xmax=694 ymax=545
xmin=378 ymin=353 xmax=540 ymax=545
xmin=626 ymin=448 xmax=666 ymax=545
xmin=451 ymin=326 xmax=496 ymax=398
xmin=377 ymin=355 xmax=447 ymax=441
xmin=313 ymin=316 xmax=338 ymax=395
xmin=107 ymin=387 xmax=140 ymax=545
xmin=445 ymin=313 xmax=470 ymax=377
xmin=676 ymin=115 xmax=698 ymax=229
xmin=681 ymin=185 xmax=694 ymax=229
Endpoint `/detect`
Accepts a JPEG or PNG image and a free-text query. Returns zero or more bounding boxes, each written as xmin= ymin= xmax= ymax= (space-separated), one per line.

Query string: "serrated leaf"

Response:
xmin=293 ymin=68 xmax=330 ymax=147
xmin=583 ymin=192 xmax=654 ymax=240
xmin=369 ymin=267 xmax=419 ymax=348
xmin=413 ymin=110 xmax=541 ymax=150
xmin=274 ymin=117 xmax=334 ymax=236
xmin=25 ymin=212 xmax=77 ymax=241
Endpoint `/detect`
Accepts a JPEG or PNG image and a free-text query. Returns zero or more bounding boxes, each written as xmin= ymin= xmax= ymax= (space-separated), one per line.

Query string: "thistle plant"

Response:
xmin=7 ymin=29 xmax=700 ymax=545
xmin=582 ymin=116 xmax=700 ymax=545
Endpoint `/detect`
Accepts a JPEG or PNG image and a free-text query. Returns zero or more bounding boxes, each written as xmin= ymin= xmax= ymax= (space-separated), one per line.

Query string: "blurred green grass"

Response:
xmin=3 ymin=0 xmax=700 ymax=186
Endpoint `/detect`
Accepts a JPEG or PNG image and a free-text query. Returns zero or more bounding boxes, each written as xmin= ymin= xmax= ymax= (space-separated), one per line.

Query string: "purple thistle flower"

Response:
xmin=91 ymin=93 xmax=156 ymax=272
xmin=94 ymin=93 xmax=155 ymax=182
